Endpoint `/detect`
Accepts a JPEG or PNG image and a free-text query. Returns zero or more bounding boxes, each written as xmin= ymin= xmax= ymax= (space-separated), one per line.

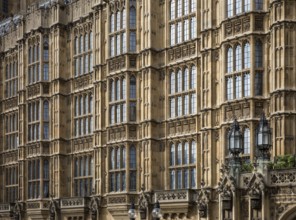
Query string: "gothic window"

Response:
xmin=169 ymin=66 xmax=197 ymax=118
xmin=109 ymin=77 xmax=128 ymax=124
xmin=243 ymin=128 xmax=250 ymax=154
xmin=255 ymin=0 xmax=263 ymax=10
xmin=130 ymin=31 xmax=136 ymax=52
xmin=227 ymin=0 xmax=254 ymax=17
xmin=235 ymin=45 xmax=242 ymax=71
xmin=43 ymin=101 xmax=49 ymax=140
xmin=43 ymin=159 xmax=49 ymax=198
xmin=5 ymin=56 xmax=18 ymax=98
xmin=244 ymin=42 xmax=250 ymax=68
xmin=28 ymin=39 xmax=40 ymax=84
xmin=169 ymin=141 xmax=197 ymax=189
xmin=130 ymin=7 xmax=136 ymax=29
xmin=130 ymin=76 xmax=136 ymax=99
xmin=227 ymin=47 xmax=233 ymax=73
xmin=255 ymin=72 xmax=263 ymax=96
xmin=169 ymin=0 xmax=196 ymax=46
xmin=73 ymin=29 xmax=93 ymax=77
xmin=5 ymin=112 xmax=18 ymax=150
xmin=28 ymin=101 xmax=40 ymax=142
xmin=5 ymin=166 xmax=18 ymax=202
xmin=225 ymin=41 xmax=256 ymax=100
xmin=73 ymin=155 xmax=93 ymax=197
xmin=255 ymin=40 xmax=263 ymax=68
xmin=244 ymin=73 xmax=250 ymax=96
xmin=28 ymin=159 xmax=41 ymax=199
xmin=170 ymin=0 xmax=175 ymax=20
xmin=109 ymin=146 xmax=129 ymax=192
xmin=129 ymin=146 xmax=137 ymax=191
xmin=74 ymin=93 xmax=93 ymax=137
xmin=227 ymin=0 xmax=233 ymax=17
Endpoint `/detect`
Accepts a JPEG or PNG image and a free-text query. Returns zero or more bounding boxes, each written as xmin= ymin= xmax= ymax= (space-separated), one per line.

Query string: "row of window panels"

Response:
xmin=74 ymin=32 xmax=93 ymax=55
xmin=226 ymin=0 xmax=263 ymax=18
xmin=5 ymin=62 xmax=18 ymax=80
xmin=27 ymin=123 xmax=49 ymax=141
xmin=110 ymin=7 xmax=137 ymax=32
xmin=110 ymin=76 xmax=136 ymax=102
xmin=170 ymin=0 xmax=196 ymax=20
xmin=74 ymin=117 xmax=93 ymax=137
xmin=110 ymin=102 xmax=136 ymax=124
xmin=5 ymin=79 xmax=18 ymax=98
xmin=5 ymin=134 xmax=18 ymax=150
xmin=5 ymin=187 xmax=18 ymax=203
xmin=109 ymin=171 xmax=137 ymax=192
xmin=28 ymin=181 xmax=49 ymax=199
xmin=5 ymin=113 xmax=18 ymax=133
xmin=28 ymin=63 xmax=49 ymax=84
xmin=170 ymin=168 xmax=196 ymax=189
xmin=170 ymin=17 xmax=197 ymax=46
xmin=170 ymin=93 xmax=197 ymax=118
xmin=226 ymin=41 xmax=262 ymax=74
xmin=74 ymin=178 xmax=93 ymax=197
xmin=226 ymin=72 xmax=262 ymax=100
xmin=28 ymin=159 xmax=49 ymax=180
xmin=74 ymin=156 xmax=93 ymax=177
xmin=170 ymin=66 xmax=196 ymax=94
xmin=110 ymin=31 xmax=136 ymax=57
xmin=109 ymin=146 xmax=137 ymax=170
xmin=74 ymin=53 xmax=93 ymax=77
xmin=28 ymin=41 xmax=49 ymax=64
xmin=74 ymin=94 xmax=93 ymax=117
xmin=28 ymin=101 xmax=49 ymax=122
xmin=170 ymin=141 xmax=196 ymax=166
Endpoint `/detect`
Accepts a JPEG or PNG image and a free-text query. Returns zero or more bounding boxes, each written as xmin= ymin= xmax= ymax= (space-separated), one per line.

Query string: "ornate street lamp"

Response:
xmin=256 ymin=114 xmax=272 ymax=160
xmin=228 ymin=119 xmax=243 ymax=158
xmin=128 ymin=203 xmax=137 ymax=220
xmin=151 ymin=201 xmax=162 ymax=220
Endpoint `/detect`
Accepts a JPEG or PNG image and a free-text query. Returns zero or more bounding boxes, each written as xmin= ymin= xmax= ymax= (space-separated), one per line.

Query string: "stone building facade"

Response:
xmin=0 ymin=0 xmax=296 ymax=219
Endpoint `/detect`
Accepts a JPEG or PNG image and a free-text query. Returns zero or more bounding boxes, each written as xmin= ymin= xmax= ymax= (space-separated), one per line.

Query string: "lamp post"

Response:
xmin=128 ymin=203 xmax=137 ymax=220
xmin=256 ymin=114 xmax=272 ymax=160
xmin=151 ymin=201 xmax=162 ymax=220
xmin=228 ymin=119 xmax=243 ymax=159
xmin=228 ymin=119 xmax=243 ymax=183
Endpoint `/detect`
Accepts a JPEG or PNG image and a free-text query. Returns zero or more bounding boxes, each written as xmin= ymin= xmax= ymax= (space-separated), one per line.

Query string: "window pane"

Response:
xmin=170 ymin=72 xmax=175 ymax=94
xmin=236 ymin=0 xmax=242 ymax=14
xmin=177 ymin=170 xmax=182 ymax=189
xmin=190 ymin=93 xmax=196 ymax=114
xmin=190 ymin=17 xmax=196 ymax=39
xmin=227 ymin=47 xmax=233 ymax=73
xmin=226 ymin=77 xmax=233 ymax=100
xmin=244 ymin=43 xmax=250 ymax=68
xmin=191 ymin=141 xmax=196 ymax=163
xmin=170 ymin=144 xmax=175 ymax=166
xmin=244 ymin=128 xmax=250 ymax=154
xmin=255 ymin=40 xmax=263 ymax=68
xmin=177 ymin=143 xmax=182 ymax=165
xmin=235 ymin=75 xmax=242 ymax=99
xmin=177 ymin=96 xmax=182 ymax=116
xmin=130 ymin=31 xmax=136 ymax=52
xmin=184 ymin=19 xmax=189 ymax=41
xmin=130 ymin=76 xmax=136 ymax=99
xmin=170 ymin=24 xmax=175 ymax=46
xmin=255 ymin=72 xmax=263 ymax=96
xmin=170 ymin=98 xmax=175 ymax=118
xmin=184 ymin=142 xmax=189 ymax=164
xmin=191 ymin=168 xmax=196 ymax=188
xmin=170 ymin=0 xmax=175 ymax=19
xmin=130 ymin=7 xmax=136 ymax=29
xmin=184 ymin=169 xmax=189 ymax=188
xmin=184 ymin=68 xmax=189 ymax=90
xmin=244 ymin=73 xmax=250 ymax=97
xmin=227 ymin=0 xmax=233 ymax=17
xmin=130 ymin=102 xmax=136 ymax=121
xmin=235 ymin=45 xmax=242 ymax=71
xmin=170 ymin=170 xmax=175 ymax=189
xmin=129 ymin=146 xmax=136 ymax=168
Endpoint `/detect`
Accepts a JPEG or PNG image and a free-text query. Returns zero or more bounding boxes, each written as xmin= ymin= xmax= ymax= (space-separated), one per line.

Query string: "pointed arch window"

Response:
xmin=130 ymin=7 xmax=136 ymax=29
xmin=235 ymin=45 xmax=242 ymax=71
xmin=170 ymin=72 xmax=175 ymax=94
xmin=244 ymin=42 xmax=250 ymax=68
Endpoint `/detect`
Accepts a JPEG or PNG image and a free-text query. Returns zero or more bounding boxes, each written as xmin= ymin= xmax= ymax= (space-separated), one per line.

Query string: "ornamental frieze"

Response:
xmin=27 ymin=84 xmax=41 ymax=98
xmin=4 ymin=97 xmax=18 ymax=110
xmin=108 ymin=56 xmax=126 ymax=72
xmin=168 ymin=42 xmax=196 ymax=62
xmin=74 ymin=74 xmax=93 ymax=90
xmin=224 ymin=15 xmax=251 ymax=38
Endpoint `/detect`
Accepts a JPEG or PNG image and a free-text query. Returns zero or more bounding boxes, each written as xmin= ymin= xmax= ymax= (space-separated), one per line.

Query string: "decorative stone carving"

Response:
xmin=246 ymin=172 xmax=265 ymax=197
xmin=89 ymin=196 xmax=101 ymax=220
xmin=217 ymin=164 xmax=236 ymax=199
xmin=49 ymin=197 xmax=59 ymax=220
xmin=138 ymin=186 xmax=151 ymax=210
xmin=196 ymin=181 xmax=210 ymax=218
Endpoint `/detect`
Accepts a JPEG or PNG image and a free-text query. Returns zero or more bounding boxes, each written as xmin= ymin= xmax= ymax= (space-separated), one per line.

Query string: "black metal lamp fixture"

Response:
xmin=228 ymin=119 xmax=243 ymax=158
xmin=128 ymin=203 xmax=137 ymax=220
xmin=152 ymin=201 xmax=162 ymax=220
xmin=256 ymin=114 xmax=272 ymax=160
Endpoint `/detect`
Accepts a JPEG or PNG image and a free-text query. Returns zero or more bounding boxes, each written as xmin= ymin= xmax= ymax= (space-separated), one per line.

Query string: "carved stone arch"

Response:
xmin=279 ymin=205 xmax=296 ymax=220
xmin=74 ymin=28 xmax=79 ymax=36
